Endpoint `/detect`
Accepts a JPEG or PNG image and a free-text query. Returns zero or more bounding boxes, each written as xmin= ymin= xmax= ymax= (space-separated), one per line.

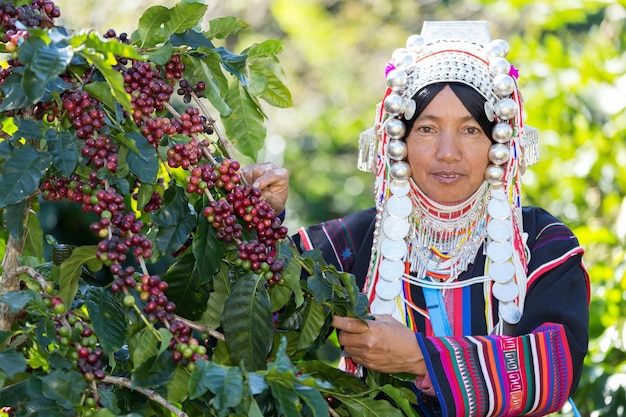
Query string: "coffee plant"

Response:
xmin=0 ymin=0 xmax=418 ymax=416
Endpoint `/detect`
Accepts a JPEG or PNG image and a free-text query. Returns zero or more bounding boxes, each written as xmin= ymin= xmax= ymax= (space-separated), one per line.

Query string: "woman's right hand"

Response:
xmin=242 ymin=162 xmax=289 ymax=215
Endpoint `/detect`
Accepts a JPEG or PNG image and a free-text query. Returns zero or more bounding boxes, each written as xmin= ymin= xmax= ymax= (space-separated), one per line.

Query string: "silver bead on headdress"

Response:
xmin=360 ymin=21 xmax=539 ymax=335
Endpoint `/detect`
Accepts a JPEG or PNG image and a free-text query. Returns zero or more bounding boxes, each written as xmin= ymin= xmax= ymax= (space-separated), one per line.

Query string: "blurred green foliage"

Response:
xmin=54 ymin=0 xmax=626 ymax=414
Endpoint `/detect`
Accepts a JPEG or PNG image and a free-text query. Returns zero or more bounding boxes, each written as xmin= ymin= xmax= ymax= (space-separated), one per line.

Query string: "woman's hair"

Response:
xmin=404 ymin=82 xmax=496 ymax=142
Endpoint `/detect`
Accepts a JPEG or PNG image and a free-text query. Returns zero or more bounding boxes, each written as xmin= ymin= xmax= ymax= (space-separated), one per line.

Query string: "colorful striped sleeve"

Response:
xmin=416 ymin=323 xmax=573 ymax=416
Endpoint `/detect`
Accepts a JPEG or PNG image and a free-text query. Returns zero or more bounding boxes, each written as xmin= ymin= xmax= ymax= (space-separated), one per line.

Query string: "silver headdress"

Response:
xmin=360 ymin=21 xmax=539 ymax=335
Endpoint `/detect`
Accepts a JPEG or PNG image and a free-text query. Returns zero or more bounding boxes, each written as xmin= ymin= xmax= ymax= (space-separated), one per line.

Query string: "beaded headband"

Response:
xmin=358 ymin=21 xmax=539 ymax=334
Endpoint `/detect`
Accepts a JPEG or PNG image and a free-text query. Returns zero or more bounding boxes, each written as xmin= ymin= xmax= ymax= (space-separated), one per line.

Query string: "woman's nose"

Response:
xmin=435 ymin=131 xmax=462 ymax=162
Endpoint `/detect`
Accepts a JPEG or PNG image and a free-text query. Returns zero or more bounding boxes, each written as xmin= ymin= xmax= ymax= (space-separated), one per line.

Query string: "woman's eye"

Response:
xmin=465 ymin=126 xmax=482 ymax=135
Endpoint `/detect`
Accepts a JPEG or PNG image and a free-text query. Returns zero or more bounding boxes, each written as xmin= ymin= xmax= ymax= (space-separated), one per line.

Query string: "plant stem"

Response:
xmin=173 ymin=314 xmax=225 ymax=342
xmin=103 ymin=375 xmax=188 ymax=417
xmin=191 ymin=93 xmax=236 ymax=161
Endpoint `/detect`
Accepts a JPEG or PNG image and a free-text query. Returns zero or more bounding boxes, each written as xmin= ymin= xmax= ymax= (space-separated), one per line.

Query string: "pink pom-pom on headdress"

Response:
xmin=384 ymin=61 xmax=396 ymax=77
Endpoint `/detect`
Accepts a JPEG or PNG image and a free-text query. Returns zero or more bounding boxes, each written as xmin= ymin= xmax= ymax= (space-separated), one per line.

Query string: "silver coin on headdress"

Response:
xmin=499 ymin=301 xmax=522 ymax=324
xmin=381 ymin=238 xmax=408 ymax=261
xmin=492 ymin=279 xmax=519 ymax=302
xmin=379 ymin=259 xmax=405 ymax=282
xmin=382 ymin=216 xmax=410 ymax=240
xmin=487 ymin=198 xmax=510 ymax=220
xmin=387 ymin=194 xmax=413 ymax=218
xmin=487 ymin=219 xmax=511 ymax=242
xmin=486 ymin=241 xmax=513 ymax=263
xmin=371 ymin=297 xmax=398 ymax=315
xmin=389 ymin=180 xmax=410 ymax=196
xmin=375 ymin=278 xmax=402 ymax=300
xmin=488 ymin=260 xmax=515 ymax=283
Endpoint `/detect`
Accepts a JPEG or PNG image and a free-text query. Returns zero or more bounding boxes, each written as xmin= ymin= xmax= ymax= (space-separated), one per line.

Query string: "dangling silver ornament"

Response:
xmin=485 ymin=164 xmax=505 ymax=185
xmin=495 ymin=98 xmax=518 ymax=120
xmin=484 ymin=101 xmax=496 ymax=122
xmin=389 ymin=161 xmax=411 ymax=181
xmin=488 ymin=143 xmax=510 ymax=165
xmin=492 ymin=122 xmax=513 ymax=143
xmin=493 ymin=74 xmax=516 ymax=97
xmin=489 ymin=57 xmax=511 ymax=76
xmin=392 ymin=48 xmax=415 ymax=71
xmin=406 ymin=34 xmax=425 ymax=54
xmin=384 ymin=94 xmax=405 ymax=116
xmin=385 ymin=118 xmax=406 ymax=139
xmin=387 ymin=139 xmax=408 ymax=161
xmin=404 ymin=99 xmax=416 ymax=120
xmin=386 ymin=69 xmax=407 ymax=93
xmin=486 ymin=39 xmax=510 ymax=59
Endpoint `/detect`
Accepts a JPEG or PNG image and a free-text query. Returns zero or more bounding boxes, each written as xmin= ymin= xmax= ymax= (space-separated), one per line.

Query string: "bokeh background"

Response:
xmin=54 ymin=0 xmax=626 ymax=414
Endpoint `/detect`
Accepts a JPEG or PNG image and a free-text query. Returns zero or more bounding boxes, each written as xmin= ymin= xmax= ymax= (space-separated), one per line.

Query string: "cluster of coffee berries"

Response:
xmin=166 ymin=138 xmax=210 ymax=170
xmin=82 ymin=135 xmax=119 ymax=172
xmin=168 ymin=322 xmax=209 ymax=371
xmin=123 ymin=60 xmax=175 ymax=124
xmin=53 ymin=309 xmax=105 ymax=383
xmin=0 ymin=0 xmax=60 ymax=44
xmin=177 ymin=79 xmax=207 ymax=103
xmin=61 ymin=91 xmax=107 ymax=139
xmin=170 ymin=106 xmax=206 ymax=136
xmin=163 ymin=54 xmax=185 ymax=83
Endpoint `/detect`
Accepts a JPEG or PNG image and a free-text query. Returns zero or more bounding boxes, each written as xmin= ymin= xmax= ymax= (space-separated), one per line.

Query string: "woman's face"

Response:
xmin=406 ymin=85 xmax=491 ymax=204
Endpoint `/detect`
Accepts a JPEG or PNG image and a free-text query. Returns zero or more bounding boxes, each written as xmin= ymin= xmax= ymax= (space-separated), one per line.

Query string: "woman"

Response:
xmin=244 ymin=21 xmax=589 ymax=416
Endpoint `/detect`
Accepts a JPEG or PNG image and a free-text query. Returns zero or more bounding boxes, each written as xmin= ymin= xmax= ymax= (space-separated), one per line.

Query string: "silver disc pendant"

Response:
xmin=492 ymin=280 xmax=519 ymax=303
xmin=490 ymin=189 xmax=507 ymax=201
xmin=487 ymin=219 xmax=511 ymax=242
xmin=487 ymin=198 xmax=510 ymax=220
xmin=488 ymin=261 xmax=515 ymax=283
xmin=371 ymin=297 xmax=398 ymax=315
xmin=389 ymin=180 xmax=410 ymax=196
xmin=381 ymin=238 xmax=407 ymax=261
xmin=383 ymin=216 xmax=410 ymax=240
xmin=376 ymin=279 xmax=402 ymax=300
xmin=499 ymin=301 xmax=522 ymax=324
xmin=379 ymin=259 xmax=404 ymax=282
xmin=387 ymin=195 xmax=412 ymax=218
xmin=486 ymin=241 xmax=513 ymax=263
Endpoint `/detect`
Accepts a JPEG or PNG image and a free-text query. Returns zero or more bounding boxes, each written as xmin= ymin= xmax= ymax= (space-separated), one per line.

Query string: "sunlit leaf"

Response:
xmin=164 ymin=1 xmax=208 ymax=35
xmin=205 ymin=16 xmax=250 ymax=40
xmin=58 ymin=246 xmax=101 ymax=306
xmin=85 ymin=287 xmax=127 ymax=354
xmin=222 ymin=83 xmax=266 ymax=161
xmin=222 ymin=275 xmax=273 ymax=371
xmin=0 ymin=145 xmax=51 ymax=209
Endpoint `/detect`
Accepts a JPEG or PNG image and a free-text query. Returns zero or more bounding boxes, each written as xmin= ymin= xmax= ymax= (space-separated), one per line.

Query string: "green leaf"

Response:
xmin=0 ymin=71 xmax=31 ymax=111
xmin=84 ymin=81 xmax=118 ymax=113
xmin=246 ymin=40 xmax=285 ymax=58
xmin=380 ymin=384 xmax=420 ymax=417
xmin=152 ymin=185 xmax=196 ymax=254
xmin=131 ymin=350 xmax=176 ymax=388
xmin=297 ymin=360 xmax=368 ymax=393
xmin=125 ymin=132 xmax=159 ymax=183
xmin=184 ymin=54 xmax=231 ymax=116
xmin=205 ymin=17 xmax=250 ymax=40
xmin=269 ymin=382 xmax=301 ymax=416
xmin=192 ymin=215 xmax=227 ymax=281
xmin=23 ymin=208 xmax=44 ymax=258
xmin=164 ymin=1 xmax=208 ymax=35
xmin=163 ymin=252 xmax=210 ymax=320
xmin=167 ymin=367 xmax=190 ymax=404
xmin=78 ymin=50 xmax=132 ymax=115
xmin=47 ymin=130 xmax=78 ymax=177
xmin=336 ymin=396 xmax=405 ymax=417
xmin=40 ymin=369 xmax=86 ymax=409
xmin=0 ymin=144 xmax=51 ymax=209
xmin=296 ymin=300 xmax=327 ymax=350
xmin=189 ymin=360 xmax=244 ymax=408
xmin=144 ymin=41 xmax=173 ymax=66
xmin=0 ymin=350 xmax=27 ymax=378
xmin=294 ymin=384 xmax=328 ymax=417
xmin=307 ymin=273 xmax=333 ymax=303
xmin=18 ymin=37 xmax=73 ymax=103
xmin=223 ymin=83 xmax=266 ymax=161
xmin=222 ymin=275 xmax=273 ymax=371
xmin=249 ymin=63 xmax=293 ymax=108
xmin=134 ymin=5 xmax=170 ymax=48
xmin=199 ymin=264 xmax=230 ymax=329
xmin=5 ymin=200 xmax=27 ymax=240
xmin=0 ymin=289 xmax=40 ymax=313
xmin=58 ymin=246 xmax=101 ymax=306
xmin=85 ymin=287 xmax=127 ymax=354
xmin=129 ymin=327 xmax=159 ymax=368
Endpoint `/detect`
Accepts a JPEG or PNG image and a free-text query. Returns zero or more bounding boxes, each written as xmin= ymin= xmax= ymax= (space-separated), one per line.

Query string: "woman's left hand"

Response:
xmin=332 ymin=315 xmax=427 ymax=376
